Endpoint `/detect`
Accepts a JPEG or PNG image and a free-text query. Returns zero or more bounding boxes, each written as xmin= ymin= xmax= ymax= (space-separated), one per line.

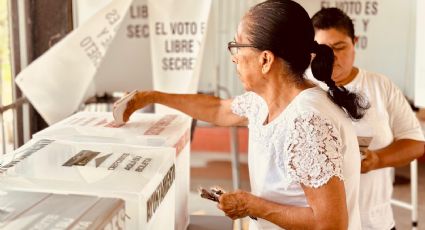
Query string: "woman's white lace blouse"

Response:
xmin=231 ymin=90 xmax=343 ymax=189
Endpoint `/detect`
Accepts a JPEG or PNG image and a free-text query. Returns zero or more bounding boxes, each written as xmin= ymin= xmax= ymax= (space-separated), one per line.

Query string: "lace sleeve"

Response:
xmin=285 ymin=112 xmax=344 ymax=188
xmin=231 ymin=92 xmax=263 ymax=120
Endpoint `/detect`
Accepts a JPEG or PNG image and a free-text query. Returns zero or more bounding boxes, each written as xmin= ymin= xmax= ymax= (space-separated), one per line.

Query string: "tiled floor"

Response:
xmin=188 ymin=151 xmax=425 ymax=230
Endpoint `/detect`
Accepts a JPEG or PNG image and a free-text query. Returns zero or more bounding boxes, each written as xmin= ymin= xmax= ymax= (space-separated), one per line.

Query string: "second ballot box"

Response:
xmin=33 ymin=111 xmax=192 ymax=230
xmin=0 ymin=189 xmax=125 ymax=229
xmin=0 ymin=139 xmax=176 ymax=229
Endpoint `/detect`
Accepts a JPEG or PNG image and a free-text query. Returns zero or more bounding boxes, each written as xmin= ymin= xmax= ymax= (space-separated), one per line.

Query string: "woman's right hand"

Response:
xmin=113 ymin=90 xmax=155 ymax=124
xmin=125 ymin=91 xmax=156 ymax=122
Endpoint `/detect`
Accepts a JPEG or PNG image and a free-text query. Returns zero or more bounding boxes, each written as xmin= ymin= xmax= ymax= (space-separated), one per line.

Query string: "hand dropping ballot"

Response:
xmin=113 ymin=90 xmax=138 ymax=125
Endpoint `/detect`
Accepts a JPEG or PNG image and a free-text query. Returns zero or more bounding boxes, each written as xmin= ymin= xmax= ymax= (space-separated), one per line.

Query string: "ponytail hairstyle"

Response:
xmin=311 ymin=41 xmax=369 ymax=120
xmin=310 ymin=7 xmax=370 ymax=120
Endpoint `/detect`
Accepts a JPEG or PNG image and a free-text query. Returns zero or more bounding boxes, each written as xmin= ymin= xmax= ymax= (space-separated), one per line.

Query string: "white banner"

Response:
xmin=73 ymin=0 xmax=153 ymax=96
xmin=148 ymin=0 xmax=212 ymax=113
xmin=296 ymin=0 xmax=416 ymax=99
xmin=74 ymin=0 xmax=216 ymax=96
xmin=17 ymin=0 xmax=213 ymax=124
xmin=16 ymin=0 xmax=133 ymax=125
xmin=92 ymin=0 xmax=153 ymax=94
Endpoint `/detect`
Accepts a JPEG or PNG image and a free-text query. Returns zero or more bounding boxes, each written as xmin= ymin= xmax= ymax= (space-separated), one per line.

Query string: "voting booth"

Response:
xmin=0 ymin=139 xmax=176 ymax=229
xmin=0 ymin=190 xmax=125 ymax=229
xmin=33 ymin=111 xmax=192 ymax=230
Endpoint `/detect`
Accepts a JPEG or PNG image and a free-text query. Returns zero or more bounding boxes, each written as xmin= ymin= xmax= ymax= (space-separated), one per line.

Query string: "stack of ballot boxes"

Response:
xmin=32 ymin=111 xmax=192 ymax=230
xmin=0 ymin=139 xmax=176 ymax=229
xmin=0 ymin=189 xmax=125 ymax=229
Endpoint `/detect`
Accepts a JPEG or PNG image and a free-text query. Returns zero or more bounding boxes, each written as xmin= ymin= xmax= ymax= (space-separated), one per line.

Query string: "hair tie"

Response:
xmin=312 ymin=41 xmax=320 ymax=53
xmin=326 ymin=80 xmax=337 ymax=89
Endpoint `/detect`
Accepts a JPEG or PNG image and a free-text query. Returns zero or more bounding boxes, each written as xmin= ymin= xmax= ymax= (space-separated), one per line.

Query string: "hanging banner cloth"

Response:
xmin=148 ymin=0 xmax=212 ymax=113
xmin=15 ymin=0 xmax=133 ymax=125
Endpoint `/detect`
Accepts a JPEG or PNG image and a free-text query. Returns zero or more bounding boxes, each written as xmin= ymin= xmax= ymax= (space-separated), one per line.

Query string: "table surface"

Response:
xmin=188 ymin=215 xmax=233 ymax=230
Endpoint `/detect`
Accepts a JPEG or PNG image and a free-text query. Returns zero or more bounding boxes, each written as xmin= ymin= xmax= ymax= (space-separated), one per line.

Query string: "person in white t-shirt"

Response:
xmin=115 ymin=1 xmax=369 ymax=229
xmin=311 ymin=7 xmax=425 ymax=230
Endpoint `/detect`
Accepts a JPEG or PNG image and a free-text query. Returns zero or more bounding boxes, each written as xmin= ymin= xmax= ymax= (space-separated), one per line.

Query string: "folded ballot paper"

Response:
xmin=0 ymin=189 xmax=125 ymax=230
xmin=33 ymin=111 xmax=191 ymax=230
xmin=357 ymin=136 xmax=373 ymax=160
xmin=0 ymin=139 xmax=176 ymax=229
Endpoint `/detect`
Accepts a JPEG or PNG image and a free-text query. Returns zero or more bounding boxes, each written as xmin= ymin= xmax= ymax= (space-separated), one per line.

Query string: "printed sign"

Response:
xmin=62 ymin=150 xmax=153 ymax=174
xmin=148 ymin=0 xmax=212 ymax=113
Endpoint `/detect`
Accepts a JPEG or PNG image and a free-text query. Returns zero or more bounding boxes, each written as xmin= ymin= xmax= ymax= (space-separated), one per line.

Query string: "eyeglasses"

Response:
xmin=227 ymin=41 xmax=256 ymax=56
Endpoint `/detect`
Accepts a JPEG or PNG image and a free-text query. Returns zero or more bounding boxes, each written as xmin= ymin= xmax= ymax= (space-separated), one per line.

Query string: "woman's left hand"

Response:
xmin=361 ymin=148 xmax=380 ymax=173
xmin=218 ymin=190 xmax=252 ymax=220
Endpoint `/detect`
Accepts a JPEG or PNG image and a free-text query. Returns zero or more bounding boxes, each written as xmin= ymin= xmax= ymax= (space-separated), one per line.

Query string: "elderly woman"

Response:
xmin=116 ymin=1 xmax=369 ymax=229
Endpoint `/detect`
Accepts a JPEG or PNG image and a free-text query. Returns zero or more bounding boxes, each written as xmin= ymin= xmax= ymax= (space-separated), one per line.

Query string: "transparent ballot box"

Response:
xmin=0 ymin=139 xmax=176 ymax=229
xmin=0 ymin=189 xmax=125 ymax=229
xmin=33 ymin=111 xmax=191 ymax=230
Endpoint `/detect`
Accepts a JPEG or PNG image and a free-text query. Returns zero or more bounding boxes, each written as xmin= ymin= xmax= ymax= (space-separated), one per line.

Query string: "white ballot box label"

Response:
xmin=61 ymin=150 xmax=154 ymax=174
xmin=0 ymin=139 xmax=54 ymax=176
xmin=147 ymin=164 xmax=175 ymax=222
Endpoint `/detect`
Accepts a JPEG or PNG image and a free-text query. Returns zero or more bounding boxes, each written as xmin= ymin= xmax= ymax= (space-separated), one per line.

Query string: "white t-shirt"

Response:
xmin=308 ymin=68 xmax=425 ymax=229
xmin=231 ymin=87 xmax=361 ymax=230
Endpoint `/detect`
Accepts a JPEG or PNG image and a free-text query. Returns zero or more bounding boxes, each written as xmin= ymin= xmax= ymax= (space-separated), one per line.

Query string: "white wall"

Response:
xmin=415 ymin=0 xmax=425 ymax=107
xmin=73 ymin=0 xmax=153 ymax=95
xmin=213 ymin=0 xmax=263 ymax=97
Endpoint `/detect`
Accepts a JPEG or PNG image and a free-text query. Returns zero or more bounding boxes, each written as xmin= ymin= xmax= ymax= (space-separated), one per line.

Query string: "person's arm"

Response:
xmin=122 ymin=91 xmax=247 ymax=126
xmin=362 ymin=78 xmax=425 ymax=173
xmin=361 ymin=139 xmax=424 ymax=173
xmin=218 ymin=177 xmax=348 ymax=230
xmin=219 ymin=113 xmax=349 ymax=229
